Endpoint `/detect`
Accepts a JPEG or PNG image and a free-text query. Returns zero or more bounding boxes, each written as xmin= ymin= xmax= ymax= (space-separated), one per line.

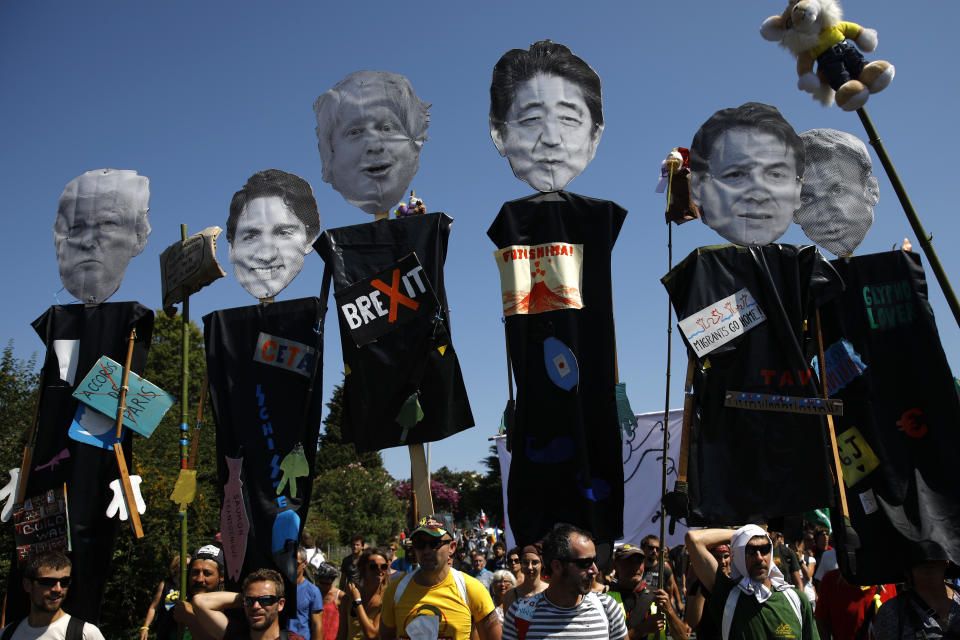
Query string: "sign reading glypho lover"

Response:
xmin=678 ymin=287 xmax=767 ymax=357
xmin=494 ymin=242 xmax=584 ymax=316
xmin=334 ymin=253 xmax=439 ymax=346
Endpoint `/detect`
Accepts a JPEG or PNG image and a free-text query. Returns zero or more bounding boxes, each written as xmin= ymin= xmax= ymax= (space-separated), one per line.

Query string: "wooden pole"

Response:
xmin=814 ymin=309 xmax=850 ymax=518
xmin=113 ymin=329 xmax=144 ymax=538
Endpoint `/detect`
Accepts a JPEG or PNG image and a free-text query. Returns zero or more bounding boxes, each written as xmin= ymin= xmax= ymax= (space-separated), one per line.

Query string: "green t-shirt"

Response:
xmin=708 ymin=567 xmax=818 ymax=640
xmin=773 ymin=544 xmax=801 ymax=582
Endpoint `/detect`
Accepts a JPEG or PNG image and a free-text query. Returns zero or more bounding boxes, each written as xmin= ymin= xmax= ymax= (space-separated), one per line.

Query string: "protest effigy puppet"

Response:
xmin=486 ymin=41 xmax=625 ymax=549
xmin=203 ymin=169 xmax=326 ymax=602
xmin=312 ymin=70 xmax=473 ymax=455
xmin=795 ymin=128 xmax=879 ymax=257
xmin=760 ymin=0 xmax=894 ymax=111
xmin=4 ymin=169 xmax=156 ymax=624
xmin=662 ymin=104 xmax=845 ymax=527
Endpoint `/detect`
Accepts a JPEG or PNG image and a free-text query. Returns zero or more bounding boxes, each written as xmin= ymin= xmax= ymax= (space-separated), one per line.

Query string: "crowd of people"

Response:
xmin=4 ymin=518 xmax=958 ymax=639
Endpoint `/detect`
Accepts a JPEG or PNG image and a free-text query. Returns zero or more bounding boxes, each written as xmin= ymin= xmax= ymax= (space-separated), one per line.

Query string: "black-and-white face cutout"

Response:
xmin=491 ymin=73 xmax=602 ymax=192
xmin=691 ymin=128 xmax=802 ymax=246
xmin=226 ymin=169 xmax=320 ymax=300
xmin=314 ymin=71 xmax=428 ymax=215
xmin=229 ymin=197 xmax=311 ymax=299
xmin=54 ymin=169 xmax=151 ymax=304
xmin=797 ymin=129 xmax=879 ymax=257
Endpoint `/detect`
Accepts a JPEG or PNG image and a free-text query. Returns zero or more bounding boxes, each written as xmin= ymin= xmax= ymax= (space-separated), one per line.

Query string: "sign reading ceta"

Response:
xmin=253 ymin=333 xmax=317 ymax=378
xmin=335 ymin=252 xmax=440 ymax=347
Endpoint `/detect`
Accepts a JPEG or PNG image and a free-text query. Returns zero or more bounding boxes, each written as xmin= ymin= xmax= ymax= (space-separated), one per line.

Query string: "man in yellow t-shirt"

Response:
xmin=381 ymin=516 xmax=500 ymax=640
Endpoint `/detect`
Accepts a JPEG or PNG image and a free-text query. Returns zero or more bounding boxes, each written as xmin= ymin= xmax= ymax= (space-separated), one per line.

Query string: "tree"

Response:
xmin=314 ymin=382 xmax=383 ymax=473
xmin=393 ymin=478 xmax=460 ymax=514
xmin=310 ymin=462 xmax=404 ymax=546
xmin=100 ymin=311 xmax=220 ymax=638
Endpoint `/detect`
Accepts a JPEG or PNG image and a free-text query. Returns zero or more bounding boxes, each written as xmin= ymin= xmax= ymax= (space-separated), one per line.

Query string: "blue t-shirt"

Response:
xmin=288 ymin=579 xmax=324 ymax=638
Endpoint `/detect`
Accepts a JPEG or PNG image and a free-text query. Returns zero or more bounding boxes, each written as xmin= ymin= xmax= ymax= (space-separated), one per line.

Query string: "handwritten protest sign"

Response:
xmin=159 ymin=226 xmax=226 ymax=309
xmin=13 ymin=485 xmax=70 ymax=565
xmin=72 ymin=356 xmax=175 ymax=438
xmin=678 ymin=287 xmax=766 ymax=357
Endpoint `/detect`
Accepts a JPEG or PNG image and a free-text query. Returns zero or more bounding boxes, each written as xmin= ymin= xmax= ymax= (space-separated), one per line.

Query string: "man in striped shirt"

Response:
xmin=503 ymin=523 xmax=627 ymax=640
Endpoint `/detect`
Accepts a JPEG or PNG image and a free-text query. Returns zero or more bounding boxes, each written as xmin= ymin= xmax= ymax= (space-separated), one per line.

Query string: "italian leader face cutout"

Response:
xmin=490 ymin=40 xmax=604 ymax=193
xmin=314 ymin=70 xmax=430 ymax=215
xmin=689 ymin=103 xmax=804 ymax=246
xmin=54 ymin=169 xmax=151 ymax=304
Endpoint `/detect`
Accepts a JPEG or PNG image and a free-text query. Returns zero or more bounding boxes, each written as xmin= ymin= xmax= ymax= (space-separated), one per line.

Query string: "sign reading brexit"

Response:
xmin=678 ymin=287 xmax=767 ymax=357
xmin=335 ymin=253 xmax=439 ymax=347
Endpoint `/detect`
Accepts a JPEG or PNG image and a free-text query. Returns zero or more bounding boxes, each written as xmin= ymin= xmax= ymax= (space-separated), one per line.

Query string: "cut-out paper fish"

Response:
xmin=543 ymin=337 xmax=579 ymax=391
xmin=220 ymin=456 xmax=250 ymax=582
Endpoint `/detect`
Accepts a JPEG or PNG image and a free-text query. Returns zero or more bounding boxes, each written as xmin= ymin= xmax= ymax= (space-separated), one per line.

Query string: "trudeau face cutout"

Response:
xmin=54 ymin=169 xmax=151 ymax=304
xmin=490 ymin=40 xmax=604 ymax=193
xmin=314 ymin=70 xmax=429 ymax=215
xmin=690 ymin=103 xmax=804 ymax=247
xmin=797 ymin=128 xmax=879 ymax=257
xmin=227 ymin=170 xmax=321 ymax=299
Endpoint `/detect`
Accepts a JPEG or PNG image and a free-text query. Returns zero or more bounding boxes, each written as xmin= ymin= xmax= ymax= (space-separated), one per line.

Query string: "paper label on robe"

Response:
xmin=678 ymin=287 xmax=766 ymax=357
xmin=334 ymin=253 xmax=439 ymax=347
xmin=13 ymin=486 xmax=70 ymax=565
xmin=495 ymin=242 xmax=583 ymax=316
xmin=253 ymin=333 xmax=317 ymax=378
xmin=71 ymin=356 xmax=175 ymax=438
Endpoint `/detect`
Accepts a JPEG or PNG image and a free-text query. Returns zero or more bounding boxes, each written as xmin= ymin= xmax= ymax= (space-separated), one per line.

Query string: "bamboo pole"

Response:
xmin=179 ymin=223 xmax=190 ymax=603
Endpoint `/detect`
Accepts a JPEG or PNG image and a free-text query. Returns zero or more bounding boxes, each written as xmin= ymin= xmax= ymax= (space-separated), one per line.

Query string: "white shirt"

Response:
xmin=304 ymin=547 xmax=325 ymax=569
xmin=6 ymin=614 xmax=105 ymax=640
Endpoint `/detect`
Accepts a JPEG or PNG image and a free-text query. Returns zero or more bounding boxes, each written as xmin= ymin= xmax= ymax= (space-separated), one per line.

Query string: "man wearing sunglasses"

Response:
xmin=1 ymin=550 xmax=105 ymax=639
xmin=686 ymin=526 xmax=817 ymax=640
xmin=193 ymin=568 xmax=306 ymax=640
xmin=381 ymin=515 xmax=500 ymax=640
xmin=503 ymin=523 xmax=627 ymax=640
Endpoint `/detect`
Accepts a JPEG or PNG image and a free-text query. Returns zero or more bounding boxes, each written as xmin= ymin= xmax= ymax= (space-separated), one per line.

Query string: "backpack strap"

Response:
xmin=0 ymin=619 xmax=23 ymax=640
xmin=782 ymin=588 xmax=803 ymax=631
xmin=394 ymin=571 xmax=416 ymax=605
xmin=66 ymin=615 xmax=86 ymax=640
xmin=449 ymin=568 xmax=470 ymax=612
xmin=721 ymin=587 xmax=739 ymax=640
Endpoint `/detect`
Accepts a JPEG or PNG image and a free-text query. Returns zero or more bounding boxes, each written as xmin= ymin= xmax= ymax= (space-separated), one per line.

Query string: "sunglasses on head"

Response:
xmin=33 ymin=576 xmax=71 ymax=588
xmin=744 ymin=543 xmax=772 ymax=557
xmin=412 ymin=537 xmax=451 ymax=550
xmin=243 ymin=595 xmax=280 ymax=608
xmin=560 ymin=556 xmax=597 ymax=570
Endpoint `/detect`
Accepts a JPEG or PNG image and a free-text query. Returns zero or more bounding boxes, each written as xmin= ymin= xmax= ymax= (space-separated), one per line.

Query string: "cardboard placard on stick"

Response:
xmin=159 ymin=226 xmax=226 ymax=311
xmin=13 ymin=484 xmax=70 ymax=565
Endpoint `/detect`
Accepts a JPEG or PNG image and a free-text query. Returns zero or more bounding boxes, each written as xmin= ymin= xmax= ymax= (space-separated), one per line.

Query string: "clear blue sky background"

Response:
xmin=2 ymin=1 xmax=957 ymax=482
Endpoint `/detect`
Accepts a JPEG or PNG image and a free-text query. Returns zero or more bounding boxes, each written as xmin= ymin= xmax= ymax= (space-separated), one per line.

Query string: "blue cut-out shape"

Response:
xmin=271 ymin=509 xmax=300 ymax=554
xmin=526 ymin=436 xmax=575 ymax=463
xmin=543 ymin=337 xmax=579 ymax=390
xmin=577 ymin=472 xmax=611 ymax=502
xmin=68 ymin=404 xmax=120 ymax=450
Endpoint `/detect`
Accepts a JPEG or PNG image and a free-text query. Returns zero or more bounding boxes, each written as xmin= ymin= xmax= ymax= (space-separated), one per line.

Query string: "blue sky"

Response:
xmin=2 ymin=1 xmax=958 ymax=482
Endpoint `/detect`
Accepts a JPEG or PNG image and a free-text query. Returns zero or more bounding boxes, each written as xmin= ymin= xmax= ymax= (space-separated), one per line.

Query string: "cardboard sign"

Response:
xmin=13 ymin=485 xmax=70 ymax=565
xmin=495 ymin=242 xmax=584 ymax=316
xmin=678 ymin=288 xmax=766 ymax=357
xmin=159 ymin=226 xmax=226 ymax=309
xmin=334 ymin=253 xmax=439 ymax=346
xmin=253 ymin=333 xmax=317 ymax=378
xmin=72 ymin=356 xmax=175 ymax=438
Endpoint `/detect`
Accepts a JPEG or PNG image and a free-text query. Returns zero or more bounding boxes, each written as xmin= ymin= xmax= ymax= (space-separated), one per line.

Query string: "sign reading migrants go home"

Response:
xmin=678 ymin=287 xmax=767 ymax=357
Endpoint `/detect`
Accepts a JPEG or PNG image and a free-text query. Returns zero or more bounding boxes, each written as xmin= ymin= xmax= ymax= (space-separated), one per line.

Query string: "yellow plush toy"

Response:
xmin=761 ymin=0 xmax=894 ymax=111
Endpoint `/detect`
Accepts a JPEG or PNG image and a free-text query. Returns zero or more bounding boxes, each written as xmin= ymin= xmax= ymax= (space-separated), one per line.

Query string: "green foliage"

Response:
xmin=311 ymin=463 xmax=404 ymax=546
xmin=426 ymin=447 xmax=503 ymax=528
xmin=315 ymin=382 xmax=383 ymax=472
xmin=0 ymin=342 xmax=39 ymax=588
xmin=99 ymin=312 xmax=220 ymax=639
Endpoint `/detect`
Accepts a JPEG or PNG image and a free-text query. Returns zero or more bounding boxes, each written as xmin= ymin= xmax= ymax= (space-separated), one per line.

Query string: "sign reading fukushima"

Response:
xmin=334 ymin=253 xmax=439 ymax=346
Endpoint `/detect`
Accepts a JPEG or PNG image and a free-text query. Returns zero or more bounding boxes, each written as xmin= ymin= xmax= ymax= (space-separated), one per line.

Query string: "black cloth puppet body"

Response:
xmin=662 ymin=244 xmax=842 ymax=525
xmin=817 ymin=250 xmax=960 ymax=585
xmin=203 ymin=297 xmax=326 ymax=610
xmin=487 ymin=191 xmax=626 ymax=547
xmin=5 ymin=303 xmax=153 ymax=624
xmin=314 ymin=212 xmax=473 ymax=453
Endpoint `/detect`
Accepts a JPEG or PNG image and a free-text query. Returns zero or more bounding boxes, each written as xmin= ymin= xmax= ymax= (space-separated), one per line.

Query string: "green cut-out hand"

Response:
xmin=276 ymin=442 xmax=310 ymax=499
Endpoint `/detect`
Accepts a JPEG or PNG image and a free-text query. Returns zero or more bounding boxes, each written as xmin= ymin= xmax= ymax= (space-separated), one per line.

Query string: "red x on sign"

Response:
xmin=370 ymin=268 xmax=420 ymax=322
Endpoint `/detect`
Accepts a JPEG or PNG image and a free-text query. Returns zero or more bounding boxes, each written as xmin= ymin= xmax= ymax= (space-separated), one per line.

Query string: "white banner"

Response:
xmin=495 ymin=409 xmax=687 ymax=550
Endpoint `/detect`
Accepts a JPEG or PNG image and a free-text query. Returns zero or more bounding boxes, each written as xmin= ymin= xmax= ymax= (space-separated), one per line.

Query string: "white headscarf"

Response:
xmin=730 ymin=524 xmax=791 ymax=602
